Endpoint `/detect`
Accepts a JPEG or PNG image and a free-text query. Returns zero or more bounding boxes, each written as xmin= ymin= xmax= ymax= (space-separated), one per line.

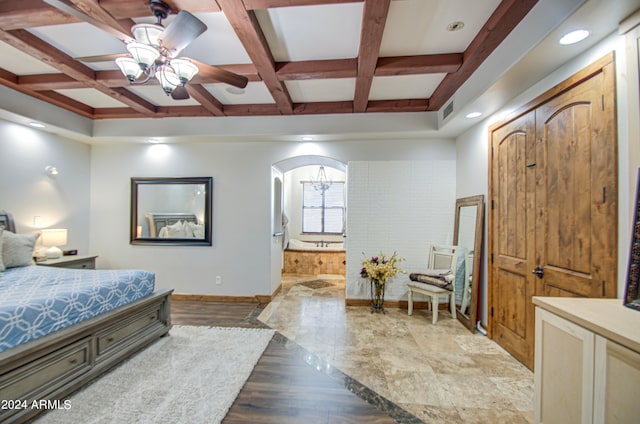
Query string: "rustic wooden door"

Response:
xmin=491 ymin=111 xmax=538 ymax=367
xmin=535 ymin=65 xmax=617 ymax=299
xmin=490 ymin=56 xmax=617 ymax=369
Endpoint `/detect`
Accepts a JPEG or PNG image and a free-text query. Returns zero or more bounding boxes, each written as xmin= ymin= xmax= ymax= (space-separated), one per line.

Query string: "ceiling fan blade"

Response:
xmin=171 ymin=85 xmax=190 ymax=100
xmin=75 ymin=53 xmax=127 ymax=63
xmin=189 ymin=59 xmax=249 ymax=89
xmin=159 ymin=11 xmax=207 ymax=56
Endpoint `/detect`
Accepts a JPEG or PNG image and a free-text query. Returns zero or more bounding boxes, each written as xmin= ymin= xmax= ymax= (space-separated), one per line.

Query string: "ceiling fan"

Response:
xmin=46 ymin=0 xmax=248 ymax=100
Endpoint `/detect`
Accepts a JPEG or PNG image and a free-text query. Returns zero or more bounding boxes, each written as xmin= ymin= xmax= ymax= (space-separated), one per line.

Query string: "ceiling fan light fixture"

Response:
xmin=126 ymin=42 xmax=160 ymax=70
xmin=155 ymin=64 xmax=180 ymax=94
xmin=131 ymin=23 xmax=165 ymax=47
xmin=115 ymin=57 xmax=143 ymax=82
xmin=170 ymin=58 xmax=199 ymax=84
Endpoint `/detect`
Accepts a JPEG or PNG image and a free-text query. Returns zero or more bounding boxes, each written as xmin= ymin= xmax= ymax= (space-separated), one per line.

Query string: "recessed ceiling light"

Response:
xmin=147 ymin=139 xmax=162 ymax=144
xmin=29 ymin=122 xmax=45 ymax=128
xmin=466 ymin=112 xmax=482 ymax=119
xmin=559 ymin=29 xmax=589 ymax=45
xmin=302 ymin=136 xmax=313 ymax=141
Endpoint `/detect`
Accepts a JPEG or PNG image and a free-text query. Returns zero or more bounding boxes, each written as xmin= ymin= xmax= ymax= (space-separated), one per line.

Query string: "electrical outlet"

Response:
xmin=215 ymin=276 xmax=222 ymax=285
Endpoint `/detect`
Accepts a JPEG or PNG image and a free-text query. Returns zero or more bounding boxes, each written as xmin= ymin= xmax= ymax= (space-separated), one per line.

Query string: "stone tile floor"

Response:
xmin=258 ymin=274 xmax=534 ymax=424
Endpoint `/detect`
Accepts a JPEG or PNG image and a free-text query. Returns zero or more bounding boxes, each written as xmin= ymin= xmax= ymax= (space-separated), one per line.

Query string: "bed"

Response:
xmin=0 ymin=211 xmax=172 ymax=424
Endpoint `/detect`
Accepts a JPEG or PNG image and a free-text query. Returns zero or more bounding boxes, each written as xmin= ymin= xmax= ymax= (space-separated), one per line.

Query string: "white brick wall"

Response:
xmin=346 ymin=160 xmax=456 ymax=300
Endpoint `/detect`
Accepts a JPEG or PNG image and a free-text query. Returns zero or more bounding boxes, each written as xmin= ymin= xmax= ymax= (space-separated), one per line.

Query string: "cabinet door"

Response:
xmin=534 ymin=308 xmax=594 ymax=424
xmin=593 ymin=336 xmax=640 ymax=424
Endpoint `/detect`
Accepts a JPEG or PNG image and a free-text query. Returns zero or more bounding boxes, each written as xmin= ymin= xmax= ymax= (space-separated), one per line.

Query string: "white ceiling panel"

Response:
xmin=369 ymin=74 xmax=447 ymax=100
xmin=256 ymin=3 xmax=364 ymax=62
xmin=28 ymin=22 xmax=126 ymax=59
xmin=0 ymin=41 xmax=59 ymax=75
xmin=203 ymin=82 xmax=274 ymax=105
xmin=126 ymin=85 xmax=201 ymax=107
xmin=380 ymin=0 xmax=502 ymax=56
xmin=55 ymin=88 xmax=127 ymax=108
xmin=284 ymin=79 xmax=356 ymax=103
xmin=179 ymin=12 xmax=252 ymax=65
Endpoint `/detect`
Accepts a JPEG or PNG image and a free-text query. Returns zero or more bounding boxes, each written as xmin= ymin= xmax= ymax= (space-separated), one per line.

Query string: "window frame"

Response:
xmin=301 ymin=181 xmax=345 ymax=235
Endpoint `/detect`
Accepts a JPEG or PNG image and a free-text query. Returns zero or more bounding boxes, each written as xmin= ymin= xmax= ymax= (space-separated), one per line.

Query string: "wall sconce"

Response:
xmin=40 ymin=228 xmax=68 ymax=259
xmin=45 ymin=165 xmax=59 ymax=176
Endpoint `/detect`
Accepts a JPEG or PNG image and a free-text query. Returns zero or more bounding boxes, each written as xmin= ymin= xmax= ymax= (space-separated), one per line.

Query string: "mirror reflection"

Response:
xmin=130 ymin=177 xmax=212 ymax=246
xmin=453 ymin=195 xmax=484 ymax=332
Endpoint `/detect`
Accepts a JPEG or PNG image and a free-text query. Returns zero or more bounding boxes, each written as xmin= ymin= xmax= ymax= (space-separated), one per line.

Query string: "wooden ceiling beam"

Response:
xmin=19 ymin=74 xmax=87 ymax=90
xmin=42 ymin=0 xmax=132 ymax=41
xmin=218 ymin=0 xmax=293 ymax=114
xmin=427 ymin=0 xmax=539 ymax=111
xmin=99 ymin=0 xmax=221 ymax=20
xmin=0 ymin=2 xmax=79 ymax=30
xmin=0 ymin=28 xmax=156 ymax=115
xmin=186 ymin=84 xmax=225 ymax=116
xmin=293 ymin=101 xmax=353 ymax=115
xmin=376 ymin=54 xmax=463 ymax=77
xmin=366 ymin=98 xmax=428 ymax=113
xmin=37 ymin=90 xmax=95 ymax=117
xmin=223 ymin=104 xmax=281 ymax=116
xmin=243 ymin=0 xmax=362 ymax=10
xmin=276 ymin=59 xmax=357 ymax=80
xmin=353 ymin=0 xmax=391 ymax=113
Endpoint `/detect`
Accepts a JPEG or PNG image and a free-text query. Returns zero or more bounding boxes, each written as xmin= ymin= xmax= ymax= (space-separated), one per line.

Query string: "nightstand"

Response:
xmin=36 ymin=255 xmax=98 ymax=270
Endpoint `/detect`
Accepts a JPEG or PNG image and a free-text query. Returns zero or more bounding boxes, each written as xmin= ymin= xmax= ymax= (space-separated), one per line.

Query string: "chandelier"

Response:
xmin=114 ymin=2 xmax=204 ymax=97
xmin=310 ymin=166 xmax=332 ymax=192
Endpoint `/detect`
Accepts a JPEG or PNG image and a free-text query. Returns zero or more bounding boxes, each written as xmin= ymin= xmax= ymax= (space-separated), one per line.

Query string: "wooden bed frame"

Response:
xmin=0 ymin=211 xmax=172 ymax=423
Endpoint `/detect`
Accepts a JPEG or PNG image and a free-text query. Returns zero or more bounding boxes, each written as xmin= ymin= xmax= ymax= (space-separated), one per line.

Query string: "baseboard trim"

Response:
xmin=172 ymin=293 xmax=268 ymax=303
xmin=345 ymin=299 xmax=450 ymax=310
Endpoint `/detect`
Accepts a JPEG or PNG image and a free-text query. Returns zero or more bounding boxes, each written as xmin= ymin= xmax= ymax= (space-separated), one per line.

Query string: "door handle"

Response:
xmin=532 ymin=266 xmax=544 ymax=279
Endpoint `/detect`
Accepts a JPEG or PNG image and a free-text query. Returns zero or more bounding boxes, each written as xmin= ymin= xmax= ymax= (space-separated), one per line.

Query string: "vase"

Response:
xmin=370 ymin=280 xmax=386 ymax=313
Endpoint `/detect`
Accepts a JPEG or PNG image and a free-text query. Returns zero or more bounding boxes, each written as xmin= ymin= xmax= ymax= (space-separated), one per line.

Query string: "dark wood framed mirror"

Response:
xmin=130 ymin=177 xmax=212 ymax=246
xmin=453 ymin=194 xmax=485 ymax=332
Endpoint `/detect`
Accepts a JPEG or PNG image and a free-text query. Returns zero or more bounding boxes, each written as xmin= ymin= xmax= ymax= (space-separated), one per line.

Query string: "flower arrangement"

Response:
xmin=360 ymin=252 xmax=405 ymax=285
xmin=360 ymin=252 xmax=405 ymax=312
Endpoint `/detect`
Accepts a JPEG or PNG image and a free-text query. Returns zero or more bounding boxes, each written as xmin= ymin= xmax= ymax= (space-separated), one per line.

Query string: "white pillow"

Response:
xmin=185 ymin=221 xmax=204 ymax=238
xmin=2 ymin=230 xmax=39 ymax=268
xmin=166 ymin=220 xmax=187 ymax=238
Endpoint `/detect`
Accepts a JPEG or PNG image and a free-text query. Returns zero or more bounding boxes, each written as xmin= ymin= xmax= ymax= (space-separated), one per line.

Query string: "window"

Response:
xmin=302 ymin=182 xmax=345 ymax=234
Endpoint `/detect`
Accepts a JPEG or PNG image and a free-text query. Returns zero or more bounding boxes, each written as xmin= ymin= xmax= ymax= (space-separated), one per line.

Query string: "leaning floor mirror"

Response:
xmin=453 ymin=195 xmax=485 ymax=332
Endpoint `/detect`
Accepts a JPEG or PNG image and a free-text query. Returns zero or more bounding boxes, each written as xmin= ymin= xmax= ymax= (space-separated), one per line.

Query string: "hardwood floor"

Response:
xmin=171 ymin=300 xmax=400 ymax=423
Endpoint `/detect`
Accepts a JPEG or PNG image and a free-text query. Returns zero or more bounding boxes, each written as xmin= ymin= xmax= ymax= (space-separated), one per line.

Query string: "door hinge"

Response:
xmin=491 ymin=199 xmax=495 ymax=210
xmin=602 ymin=187 xmax=606 ymax=204
xmin=491 ymin=253 xmax=494 ymax=264
xmin=491 ymin=307 xmax=494 ymax=317
xmin=602 ymin=94 xmax=605 ymax=111
xmin=602 ymin=280 xmax=606 ymax=297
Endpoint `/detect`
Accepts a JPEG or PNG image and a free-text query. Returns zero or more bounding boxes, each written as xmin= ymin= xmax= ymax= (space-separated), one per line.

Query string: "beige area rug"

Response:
xmin=36 ymin=326 xmax=275 ymax=424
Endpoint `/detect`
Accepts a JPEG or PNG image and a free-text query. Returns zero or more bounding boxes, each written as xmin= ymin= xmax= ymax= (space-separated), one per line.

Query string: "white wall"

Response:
xmin=455 ymin=31 xmax=636 ymax=325
xmin=0 ymin=120 xmax=91 ymax=255
xmin=90 ymin=138 xmax=455 ymax=296
xmin=345 ymin=160 xmax=456 ymax=300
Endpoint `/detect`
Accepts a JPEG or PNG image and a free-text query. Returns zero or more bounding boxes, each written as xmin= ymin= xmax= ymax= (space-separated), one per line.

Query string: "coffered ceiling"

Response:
xmin=0 ymin=0 xmax=538 ymax=121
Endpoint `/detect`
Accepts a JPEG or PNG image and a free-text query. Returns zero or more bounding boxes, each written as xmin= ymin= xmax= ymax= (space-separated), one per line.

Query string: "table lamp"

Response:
xmin=41 ymin=228 xmax=68 ymax=259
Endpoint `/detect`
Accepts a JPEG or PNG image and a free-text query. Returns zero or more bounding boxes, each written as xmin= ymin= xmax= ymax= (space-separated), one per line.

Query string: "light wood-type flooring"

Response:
xmin=172 ymin=273 xmax=534 ymax=423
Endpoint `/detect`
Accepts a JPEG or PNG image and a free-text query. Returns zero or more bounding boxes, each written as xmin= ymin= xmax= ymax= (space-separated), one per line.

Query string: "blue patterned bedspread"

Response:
xmin=0 ymin=266 xmax=155 ymax=352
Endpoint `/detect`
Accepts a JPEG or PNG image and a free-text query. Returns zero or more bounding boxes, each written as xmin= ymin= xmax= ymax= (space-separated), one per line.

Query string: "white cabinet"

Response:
xmin=533 ymin=298 xmax=640 ymax=424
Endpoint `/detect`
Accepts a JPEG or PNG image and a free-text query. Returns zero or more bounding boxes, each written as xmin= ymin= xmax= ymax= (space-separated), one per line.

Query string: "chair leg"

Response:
xmin=431 ymin=294 xmax=439 ymax=325
xmin=450 ymin=293 xmax=456 ymax=319
xmin=408 ymin=288 xmax=413 ymax=315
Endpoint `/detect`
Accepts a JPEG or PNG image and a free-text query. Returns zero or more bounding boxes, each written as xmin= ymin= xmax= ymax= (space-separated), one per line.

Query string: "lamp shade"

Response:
xmin=170 ymin=59 xmax=198 ymax=84
xmin=40 ymin=228 xmax=67 ymax=259
xmin=126 ymin=42 xmax=160 ymax=70
xmin=131 ymin=23 xmax=164 ymax=47
xmin=41 ymin=228 xmax=67 ymax=247
xmin=115 ymin=57 xmax=143 ymax=82
xmin=155 ymin=64 xmax=180 ymax=94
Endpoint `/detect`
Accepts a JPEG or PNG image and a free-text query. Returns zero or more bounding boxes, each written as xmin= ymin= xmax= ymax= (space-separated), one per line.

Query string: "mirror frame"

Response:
xmin=453 ymin=194 xmax=485 ymax=332
xmin=130 ymin=177 xmax=213 ymax=246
